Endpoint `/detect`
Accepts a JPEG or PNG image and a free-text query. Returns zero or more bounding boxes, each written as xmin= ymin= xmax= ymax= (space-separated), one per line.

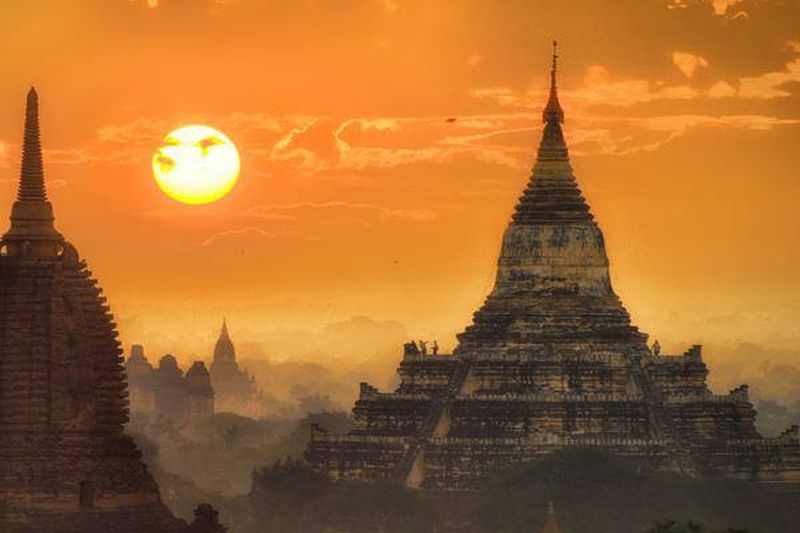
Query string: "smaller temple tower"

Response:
xmin=126 ymin=345 xmax=157 ymax=412
xmin=209 ymin=320 xmax=259 ymax=412
xmin=213 ymin=319 xmax=236 ymax=364
xmin=184 ymin=362 xmax=215 ymax=421
xmin=126 ymin=348 xmax=214 ymax=427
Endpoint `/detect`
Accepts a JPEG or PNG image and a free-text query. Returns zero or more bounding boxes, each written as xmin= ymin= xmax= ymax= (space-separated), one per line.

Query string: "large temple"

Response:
xmin=306 ymin=47 xmax=800 ymax=490
xmin=0 ymin=89 xmax=185 ymax=531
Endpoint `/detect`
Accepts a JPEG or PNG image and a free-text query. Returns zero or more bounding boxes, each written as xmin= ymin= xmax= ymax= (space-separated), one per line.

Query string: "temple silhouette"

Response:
xmin=209 ymin=320 xmax=259 ymax=412
xmin=306 ymin=46 xmax=800 ymax=490
xmin=126 ymin=345 xmax=215 ymax=428
xmin=0 ymin=89 xmax=185 ymax=531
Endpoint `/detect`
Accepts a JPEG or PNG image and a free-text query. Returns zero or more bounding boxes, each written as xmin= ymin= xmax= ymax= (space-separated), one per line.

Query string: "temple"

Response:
xmin=306 ymin=45 xmax=800 ymax=490
xmin=209 ymin=320 xmax=259 ymax=412
xmin=0 ymin=89 xmax=184 ymax=531
xmin=126 ymin=345 xmax=215 ymax=428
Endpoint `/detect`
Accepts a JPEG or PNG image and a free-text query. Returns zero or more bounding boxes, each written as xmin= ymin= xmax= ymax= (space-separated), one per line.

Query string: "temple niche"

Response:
xmin=305 ymin=47 xmax=800 ymax=491
xmin=125 ymin=346 xmax=215 ymax=429
xmin=209 ymin=320 xmax=260 ymax=414
xmin=0 ymin=89 xmax=186 ymax=532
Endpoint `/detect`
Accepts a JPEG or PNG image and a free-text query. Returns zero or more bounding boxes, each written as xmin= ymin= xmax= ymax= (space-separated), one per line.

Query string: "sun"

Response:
xmin=152 ymin=125 xmax=240 ymax=205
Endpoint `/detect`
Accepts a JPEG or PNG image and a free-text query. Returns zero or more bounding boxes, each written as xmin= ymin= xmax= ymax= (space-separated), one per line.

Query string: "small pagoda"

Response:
xmin=306 ymin=45 xmax=800 ymax=490
xmin=0 ymin=89 xmax=184 ymax=532
xmin=209 ymin=319 xmax=258 ymax=411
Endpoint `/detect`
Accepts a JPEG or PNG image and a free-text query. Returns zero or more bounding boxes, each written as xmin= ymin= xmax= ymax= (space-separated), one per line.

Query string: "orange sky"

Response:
xmin=0 ymin=0 xmax=798 ymax=392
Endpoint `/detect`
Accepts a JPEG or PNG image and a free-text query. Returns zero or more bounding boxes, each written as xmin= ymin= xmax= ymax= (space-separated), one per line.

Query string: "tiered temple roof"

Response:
xmin=306 ymin=45 xmax=800 ymax=491
xmin=0 ymin=89 xmax=184 ymax=532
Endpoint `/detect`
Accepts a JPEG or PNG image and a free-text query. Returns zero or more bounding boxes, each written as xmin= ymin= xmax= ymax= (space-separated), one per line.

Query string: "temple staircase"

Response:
xmin=629 ymin=355 xmax=696 ymax=476
xmin=394 ymin=355 xmax=473 ymax=486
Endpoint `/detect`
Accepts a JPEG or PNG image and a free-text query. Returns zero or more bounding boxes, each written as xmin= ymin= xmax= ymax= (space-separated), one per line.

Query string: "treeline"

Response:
xmin=212 ymin=448 xmax=799 ymax=533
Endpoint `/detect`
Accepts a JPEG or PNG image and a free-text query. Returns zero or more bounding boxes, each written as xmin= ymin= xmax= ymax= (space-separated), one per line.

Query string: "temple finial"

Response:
xmin=542 ymin=40 xmax=565 ymax=124
xmin=18 ymin=86 xmax=47 ymax=202
xmin=2 ymin=87 xmax=62 ymax=257
xmin=221 ymin=318 xmax=229 ymax=337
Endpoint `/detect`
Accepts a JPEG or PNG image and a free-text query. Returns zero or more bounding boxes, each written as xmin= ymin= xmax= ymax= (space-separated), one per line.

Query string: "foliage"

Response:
xmin=644 ymin=520 xmax=749 ymax=533
xmin=251 ymin=457 xmax=330 ymax=509
xmin=230 ymin=459 xmax=440 ymax=533
xmin=468 ymin=448 xmax=796 ymax=533
xmin=186 ymin=503 xmax=228 ymax=533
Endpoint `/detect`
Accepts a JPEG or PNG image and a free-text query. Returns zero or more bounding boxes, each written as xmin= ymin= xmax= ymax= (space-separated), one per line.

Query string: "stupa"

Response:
xmin=306 ymin=45 xmax=800 ymax=490
xmin=0 ymin=89 xmax=184 ymax=532
xmin=209 ymin=320 xmax=258 ymax=411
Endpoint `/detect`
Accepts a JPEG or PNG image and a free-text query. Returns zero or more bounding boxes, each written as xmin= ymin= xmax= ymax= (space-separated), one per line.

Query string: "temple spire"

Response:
xmin=17 ymin=87 xmax=47 ymax=201
xmin=3 ymin=87 xmax=62 ymax=257
xmin=213 ymin=318 xmax=236 ymax=363
xmin=542 ymin=40 xmax=565 ymax=124
xmin=505 ymin=41 xmax=591 ymax=227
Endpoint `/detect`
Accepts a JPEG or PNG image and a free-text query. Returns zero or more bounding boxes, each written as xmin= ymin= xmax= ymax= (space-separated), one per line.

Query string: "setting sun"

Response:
xmin=152 ymin=125 xmax=240 ymax=205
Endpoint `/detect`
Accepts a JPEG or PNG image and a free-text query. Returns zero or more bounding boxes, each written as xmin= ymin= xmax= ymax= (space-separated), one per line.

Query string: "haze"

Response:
xmin=0 ymin=0 xmax=798 ymax=405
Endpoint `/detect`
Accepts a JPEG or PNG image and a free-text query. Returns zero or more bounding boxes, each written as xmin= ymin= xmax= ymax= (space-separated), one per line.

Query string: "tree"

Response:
xmin=185 ymin=503 xmax=227 ymax=533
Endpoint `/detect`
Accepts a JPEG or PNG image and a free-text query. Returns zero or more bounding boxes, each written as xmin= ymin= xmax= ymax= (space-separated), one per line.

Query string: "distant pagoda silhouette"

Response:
xmin=306 ymin=44 xmax=800 ymax=490
xmin=0 ymin=89 xmax=184 ymax=531
xmin=209 ymin=319 xmax=258 ymax=411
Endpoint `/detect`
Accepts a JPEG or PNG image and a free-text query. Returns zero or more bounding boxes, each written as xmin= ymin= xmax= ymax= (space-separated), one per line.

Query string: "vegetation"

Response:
xmin=232 ymin=458 xmax=440 ymax=532
xmin=210 ymin=448 xmax=798 ymax=533
xmin=130 ymin=410 xmax=353 ymax=498
xmin=470 ymin=448 xmax=796 ymax=532
xmin=132 ymin=411 xmax=797 ymax=532
xmin=645 ymin=521 xmax=748 ymax=533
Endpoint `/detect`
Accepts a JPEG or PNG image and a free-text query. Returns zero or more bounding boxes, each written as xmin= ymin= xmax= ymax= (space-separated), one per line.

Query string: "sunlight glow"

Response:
xmin=152 ymin=125 xmax=240 ymax=205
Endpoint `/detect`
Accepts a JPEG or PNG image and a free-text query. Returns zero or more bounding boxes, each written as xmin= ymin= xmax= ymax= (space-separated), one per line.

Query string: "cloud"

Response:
xmin=575 ymin=65 xmax=699 ymax=106
xmin=0 ymin=141 xmax=10 ymax=169
xmin=34 ymin=40 xmax=800 ymax=180
xmin=710 ymin=0 xmax=744 ymax=16
xmin=269 ymin=119 xmax=324 ymax=168
xmin=134 ymin=0 xmax=233 ymax=9
xmin=672 ymin=51 xmax=710 ymax=77
xmin=380 ymin=0 xmax=399 ymax=12
xmin=245 ymin=201 xmax=437 ymax=223
xmin=707 ymin=80 xmax=737 ymax=98
xmin=738 ymin=42 xmax=800 ymax=99
xmin=472 ymin=66 xmax=699 ymax=109
xmin=665 ymin=0 xmax=748 ymax=18
xmin=200 ymin=226 xmax=276 ymax=246
xmin=193 ymin=201 xmax=437 ymax=246
xmin=470 ymin=87 xmax=522 ymax=107
xmin=467 ymin=54 xmax=484 ymax=68
xmin=578 ymin=114 xmax=798 ymax=156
